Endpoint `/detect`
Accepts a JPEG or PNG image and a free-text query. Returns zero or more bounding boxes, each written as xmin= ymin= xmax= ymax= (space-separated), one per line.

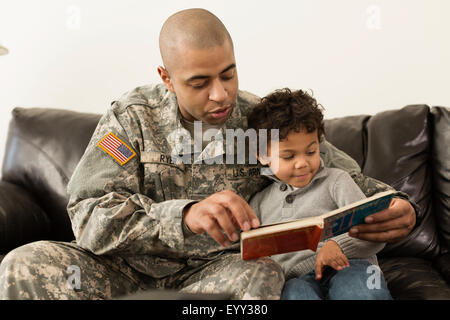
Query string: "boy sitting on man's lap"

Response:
xmin=247 ymin=88 xmax=392 ymax=300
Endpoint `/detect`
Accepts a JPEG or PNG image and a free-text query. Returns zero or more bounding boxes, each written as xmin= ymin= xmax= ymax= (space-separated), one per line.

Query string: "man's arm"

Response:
xmin=67 ymin=105 xmax=259 ymax=255
xmin=67 ymin=107 xmax=195 ymax=255
xmin=320 ymin=139 xmax=417 ymax=243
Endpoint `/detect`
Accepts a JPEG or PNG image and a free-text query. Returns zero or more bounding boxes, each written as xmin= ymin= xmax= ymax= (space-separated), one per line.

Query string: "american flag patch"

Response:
xmin=97 ymin=132 xmax=136 ymax=165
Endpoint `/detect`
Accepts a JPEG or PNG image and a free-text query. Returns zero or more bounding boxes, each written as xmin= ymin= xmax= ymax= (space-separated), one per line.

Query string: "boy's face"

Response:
xmin=261 ymin=129 xmax=321 ymax=188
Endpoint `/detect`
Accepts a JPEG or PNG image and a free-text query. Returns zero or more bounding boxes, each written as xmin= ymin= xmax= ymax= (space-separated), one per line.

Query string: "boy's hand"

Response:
xmin=315 ymin=240 xmax=350 ymax=281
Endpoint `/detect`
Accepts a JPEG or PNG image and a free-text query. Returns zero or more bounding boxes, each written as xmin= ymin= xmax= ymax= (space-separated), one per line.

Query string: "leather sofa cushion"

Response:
xmin=2 ymin=107 xmax=101 ymax=241
xmin=322 ymin=114 xmax=370 ymax=169
xmin=379 ymin=257 xmax=450 ymax=299
xmin=0 ymin=181 xmax=51 ymax=253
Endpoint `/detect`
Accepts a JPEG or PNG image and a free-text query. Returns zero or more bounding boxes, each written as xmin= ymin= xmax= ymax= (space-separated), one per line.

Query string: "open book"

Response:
xmin=241 ymin=190 xmax=396 ymax=260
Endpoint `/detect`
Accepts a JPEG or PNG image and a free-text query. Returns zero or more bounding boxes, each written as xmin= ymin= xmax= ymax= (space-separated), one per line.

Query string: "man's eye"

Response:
xmin=221 ymin=74 xmax=234 ymax=81
xmin=191 ymin=83 xmax=207 ymax=89
xmin=221 ymin=69 xmax=235 ymax=80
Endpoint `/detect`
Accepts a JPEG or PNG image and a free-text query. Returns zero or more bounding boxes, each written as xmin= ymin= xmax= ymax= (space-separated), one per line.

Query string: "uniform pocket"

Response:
xmin=159 ymin=165 xmax=187 ymax=200
xmin=141 ymin=151 xmax=187 ymax=202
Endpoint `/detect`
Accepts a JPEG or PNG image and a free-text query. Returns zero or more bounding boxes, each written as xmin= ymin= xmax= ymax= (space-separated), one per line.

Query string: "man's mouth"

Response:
xmin=210 ymin=105 xmax=232 ymax=119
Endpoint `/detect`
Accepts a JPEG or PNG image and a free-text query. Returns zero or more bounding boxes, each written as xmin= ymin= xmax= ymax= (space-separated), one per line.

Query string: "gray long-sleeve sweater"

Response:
xmin=249 ymin=159 xmax=385 ymax=280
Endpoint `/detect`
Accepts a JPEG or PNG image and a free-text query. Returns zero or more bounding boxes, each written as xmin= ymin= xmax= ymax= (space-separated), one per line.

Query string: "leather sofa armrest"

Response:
xmin=433 ymin=253 xmax=450 ymax=285
xmin=0 ymin=180 xmax=51 ymax=254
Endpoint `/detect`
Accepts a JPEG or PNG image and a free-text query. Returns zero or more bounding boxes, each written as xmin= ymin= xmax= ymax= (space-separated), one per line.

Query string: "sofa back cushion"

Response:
xmin=1 ymin=107 xmax=101 ymax=241
xmin=431 ymin=106 xmax=450 ymax=253
xmin=325 ymin=105 xmax=440 ymax=259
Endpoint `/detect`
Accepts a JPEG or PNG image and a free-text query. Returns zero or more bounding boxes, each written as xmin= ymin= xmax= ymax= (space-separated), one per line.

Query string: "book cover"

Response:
xmin=241 ymin=190 xmax=396 ymax=260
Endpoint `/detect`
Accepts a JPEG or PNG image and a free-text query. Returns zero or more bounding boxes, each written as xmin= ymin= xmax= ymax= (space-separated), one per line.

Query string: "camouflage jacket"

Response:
xmin=66 ymin=84 xmax=399 ymax=278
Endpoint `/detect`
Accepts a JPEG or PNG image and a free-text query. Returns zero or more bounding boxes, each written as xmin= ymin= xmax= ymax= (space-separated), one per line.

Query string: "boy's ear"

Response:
xmin=257 ymin=155 xmax=270 ymax=166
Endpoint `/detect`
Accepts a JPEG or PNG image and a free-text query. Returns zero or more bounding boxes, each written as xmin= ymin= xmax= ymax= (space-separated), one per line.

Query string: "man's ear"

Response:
xmin=257 ymin=154 xmax=270 ymax=166
xmin=158 ymin=66 xmax=175 ymax=93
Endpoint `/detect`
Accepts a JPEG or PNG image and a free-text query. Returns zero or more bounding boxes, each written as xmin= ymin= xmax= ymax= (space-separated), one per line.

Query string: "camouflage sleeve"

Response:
xmin=66 ymin=107 xmax=195 ymax=256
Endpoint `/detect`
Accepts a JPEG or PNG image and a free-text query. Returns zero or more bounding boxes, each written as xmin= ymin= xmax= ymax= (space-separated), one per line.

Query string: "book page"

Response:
xmin=241 ymin=215 xmax=324 ymax=240
xmin=320 ymin=190 xmax=396 ymax=240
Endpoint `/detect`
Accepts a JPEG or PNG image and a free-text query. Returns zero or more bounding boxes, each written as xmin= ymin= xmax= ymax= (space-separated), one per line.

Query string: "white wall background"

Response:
xmin=1 ymin=0 xmax=449 ymax=172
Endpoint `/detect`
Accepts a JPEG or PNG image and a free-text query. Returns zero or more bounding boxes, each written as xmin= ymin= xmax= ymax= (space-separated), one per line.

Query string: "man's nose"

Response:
xmin=209 ymin=78 xmax=227 ymax=103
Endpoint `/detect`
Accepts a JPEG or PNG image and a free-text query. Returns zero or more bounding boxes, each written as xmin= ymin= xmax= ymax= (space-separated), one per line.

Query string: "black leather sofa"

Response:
xmin=0 ymin=104 xmax=449 ymax=299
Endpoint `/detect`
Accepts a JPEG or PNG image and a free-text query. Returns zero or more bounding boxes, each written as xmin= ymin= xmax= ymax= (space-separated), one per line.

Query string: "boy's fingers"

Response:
xmin=315 ymin=261 xmax=324 ymax=280
xmin=330 ymin=260 xmax=342 ymax=271
xmin=340 ymin=255 xmax=350 ymax=268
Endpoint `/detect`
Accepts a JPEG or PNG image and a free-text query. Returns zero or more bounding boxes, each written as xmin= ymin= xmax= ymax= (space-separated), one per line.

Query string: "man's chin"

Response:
xmin=205 ymin=117 xmax=229 ymax=126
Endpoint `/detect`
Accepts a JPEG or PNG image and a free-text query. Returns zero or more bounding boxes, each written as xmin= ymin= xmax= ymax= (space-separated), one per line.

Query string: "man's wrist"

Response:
xmin=182 ymin=201 xmax=197 ymax=237
xmin=393 ymin=191 xmax=421 ymax=227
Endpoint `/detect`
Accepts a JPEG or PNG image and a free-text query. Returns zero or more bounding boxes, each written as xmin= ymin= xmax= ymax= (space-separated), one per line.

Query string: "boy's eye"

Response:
xmin=306 ymin=150 xmax=316 ymax=155
xmin=282 ymin=155 xmax=294 ymax=160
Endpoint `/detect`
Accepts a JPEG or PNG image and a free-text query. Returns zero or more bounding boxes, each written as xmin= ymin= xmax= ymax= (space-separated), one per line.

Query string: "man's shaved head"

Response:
xmin=157 ymin=9 xmax=238 ymax=125
xmin=159 ymin=8 xmax=233 ymax=72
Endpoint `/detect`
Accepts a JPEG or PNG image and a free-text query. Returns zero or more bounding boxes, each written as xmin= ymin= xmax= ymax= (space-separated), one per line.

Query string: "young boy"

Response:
xmin=247 ymin=88 xmax=392 ymax=300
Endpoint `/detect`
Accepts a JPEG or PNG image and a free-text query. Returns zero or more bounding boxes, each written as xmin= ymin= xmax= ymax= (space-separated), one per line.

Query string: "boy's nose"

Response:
xmin=294 ymin=158 xmax=307 ymax=169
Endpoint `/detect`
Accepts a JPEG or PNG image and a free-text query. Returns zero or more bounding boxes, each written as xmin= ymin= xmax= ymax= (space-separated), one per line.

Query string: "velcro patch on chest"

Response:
xmin=97 ymin=132 xmax=136 ymax=165
xmin=226 ymin=165 xmax=261 ymax=179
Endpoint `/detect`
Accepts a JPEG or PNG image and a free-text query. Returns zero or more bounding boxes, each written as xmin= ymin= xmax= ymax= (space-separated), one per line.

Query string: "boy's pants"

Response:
xmin=0 ymin=240 xmax=284 ymax=300
xmin=281 ymin=259 xmax=392 ymax=300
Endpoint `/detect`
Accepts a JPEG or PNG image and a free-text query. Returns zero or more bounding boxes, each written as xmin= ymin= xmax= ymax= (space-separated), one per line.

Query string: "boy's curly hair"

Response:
xmin=247 ymin=88 xmax=325 ymax=142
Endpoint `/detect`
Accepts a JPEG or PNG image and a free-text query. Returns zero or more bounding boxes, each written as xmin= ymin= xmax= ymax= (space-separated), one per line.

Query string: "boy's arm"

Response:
xmin=320 ymin=139 xmax=417 ymax=242
xmin=329 ymin=170 xmax=386 ymax=259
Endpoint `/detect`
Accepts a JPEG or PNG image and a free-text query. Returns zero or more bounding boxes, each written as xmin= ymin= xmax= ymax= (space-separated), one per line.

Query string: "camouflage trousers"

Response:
xmin=0 ymin=240 xmax=284 ymax=300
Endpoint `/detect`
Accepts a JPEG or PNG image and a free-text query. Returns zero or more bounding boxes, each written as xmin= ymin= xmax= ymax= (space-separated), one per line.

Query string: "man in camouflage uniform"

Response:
xmin=0 ymin=8 xmax=416 ymax=300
